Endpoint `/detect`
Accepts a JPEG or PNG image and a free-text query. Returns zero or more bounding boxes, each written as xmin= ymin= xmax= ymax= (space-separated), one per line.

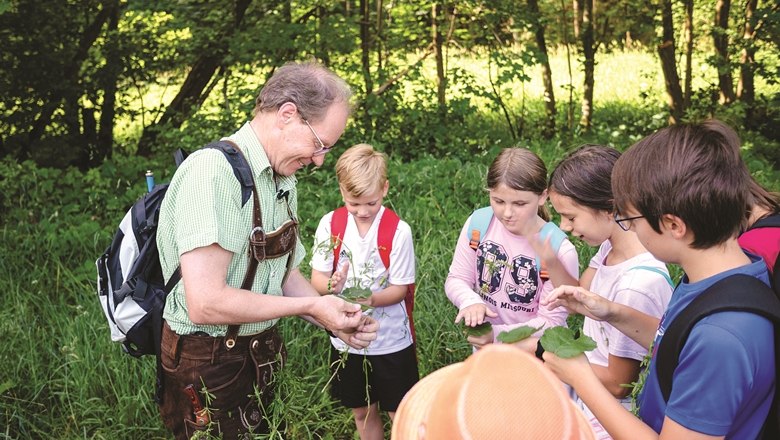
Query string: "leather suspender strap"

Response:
xmin=224 ymin=146 xmax=262 ymax=350
xmin=223 ymin=253 xmax=259 ymax=349
xmin=224 ymin=148 xmax=298 ymax=349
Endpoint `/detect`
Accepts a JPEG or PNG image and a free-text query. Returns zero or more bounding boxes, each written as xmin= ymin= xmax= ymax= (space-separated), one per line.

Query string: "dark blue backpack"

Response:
xmin=95 ymin=141 xmax=255 ymax=358
xmin=656 ymin=220 xmax=780 ymax=440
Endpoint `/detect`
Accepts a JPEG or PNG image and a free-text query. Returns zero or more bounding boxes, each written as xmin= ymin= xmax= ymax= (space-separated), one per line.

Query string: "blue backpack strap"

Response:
xmin=535 ymin=222 xmax=567 ymax=275
xmin=628 ymin=265 xmax=675 ymax=288
xmin=468 ymin=206 xmax=494 ymax=250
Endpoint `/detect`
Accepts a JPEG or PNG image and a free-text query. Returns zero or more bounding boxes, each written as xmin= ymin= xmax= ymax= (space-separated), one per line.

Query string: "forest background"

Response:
xmin=1 ymin=0 xmax=778 ymax=438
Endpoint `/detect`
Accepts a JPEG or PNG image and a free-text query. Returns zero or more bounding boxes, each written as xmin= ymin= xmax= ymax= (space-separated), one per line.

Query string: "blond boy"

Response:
xmin=311 ymin=144 xmax=418 ymax=440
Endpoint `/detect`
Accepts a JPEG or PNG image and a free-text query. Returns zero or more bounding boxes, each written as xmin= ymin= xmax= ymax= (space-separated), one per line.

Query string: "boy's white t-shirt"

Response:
xmin=578 ymin=239 xmax=673 ymax=433
xmin=311 ymin=206 xmax=416 ymax=355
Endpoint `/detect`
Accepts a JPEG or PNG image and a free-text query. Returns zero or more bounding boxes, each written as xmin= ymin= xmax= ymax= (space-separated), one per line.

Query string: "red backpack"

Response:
xmin=330 ymin=206 xmax=416 ymax=343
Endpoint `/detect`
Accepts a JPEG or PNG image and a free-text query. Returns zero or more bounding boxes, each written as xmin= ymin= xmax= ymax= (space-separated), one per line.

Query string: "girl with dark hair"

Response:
xmin=548 ymin=145 xmax=673 ymax=439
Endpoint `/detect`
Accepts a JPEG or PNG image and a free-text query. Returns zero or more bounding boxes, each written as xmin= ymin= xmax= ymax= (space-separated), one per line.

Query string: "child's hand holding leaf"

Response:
xmin=462 ymin=321 xmax=493 ymax=337
xmin=455 ymin=303 xmax=498 ymax=327
xmin=328 ymin=261 xmax=350 ymax=294
xmin=537 ymin=326 xmax=598 ymax=388
xmin=539 ymin=326 xmax=597 ymax=358
xmin=461 ymin=321 xmax=494 ymax=349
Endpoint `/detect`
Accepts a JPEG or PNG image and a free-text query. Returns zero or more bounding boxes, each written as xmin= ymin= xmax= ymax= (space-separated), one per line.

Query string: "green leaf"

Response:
xmin=339 ymin=287 xmax=373 ymax=313
xmin=540 ymin=326 xmax=597 ymax=359
xmin=496 ymin=325 xmax=542 ymax=344
xmin=340 ymin=286 xmax=372 ymax=301
xmin=462 ymin=321 xmax=493 ymax=337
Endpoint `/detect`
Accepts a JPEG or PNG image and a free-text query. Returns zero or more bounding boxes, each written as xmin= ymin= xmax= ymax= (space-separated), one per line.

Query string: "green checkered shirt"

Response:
xmin=157 ymin=122 xmax=305 ymax=336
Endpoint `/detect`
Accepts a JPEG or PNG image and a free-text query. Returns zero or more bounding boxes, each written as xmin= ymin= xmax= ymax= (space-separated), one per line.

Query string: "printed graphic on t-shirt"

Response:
xmin=477 ymin=241 xmax=508 ymax=295
xmin=477 ymin=240 xmax=540 ymax=305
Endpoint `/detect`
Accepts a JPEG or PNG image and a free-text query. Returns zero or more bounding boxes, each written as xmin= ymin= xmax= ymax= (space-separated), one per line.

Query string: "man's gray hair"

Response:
xmin=254 ymin=61 xmax=352 ymax=122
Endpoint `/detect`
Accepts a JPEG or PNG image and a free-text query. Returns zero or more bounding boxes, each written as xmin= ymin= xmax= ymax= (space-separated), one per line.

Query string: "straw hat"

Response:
xmin=392 ymin=344 xmax=596 ymax=440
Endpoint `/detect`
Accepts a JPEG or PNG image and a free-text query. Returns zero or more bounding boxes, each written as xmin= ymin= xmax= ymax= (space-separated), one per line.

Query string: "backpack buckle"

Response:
xmin=250 ymin=226 xmax=267 ymax=261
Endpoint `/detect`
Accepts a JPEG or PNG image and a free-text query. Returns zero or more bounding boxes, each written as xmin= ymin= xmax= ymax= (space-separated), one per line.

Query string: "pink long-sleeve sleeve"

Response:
xmin=444 ymin=219 xmax=485 ymax=311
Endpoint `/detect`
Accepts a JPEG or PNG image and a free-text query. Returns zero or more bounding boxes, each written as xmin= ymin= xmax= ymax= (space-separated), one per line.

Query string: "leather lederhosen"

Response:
xmin=158 ymin=321 xmax=287 ymax=439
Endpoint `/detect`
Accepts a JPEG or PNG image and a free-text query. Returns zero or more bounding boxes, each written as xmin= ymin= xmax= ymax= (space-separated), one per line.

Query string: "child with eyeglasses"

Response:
xmin=310 ymin=143 xmax=418 ymax=440
xmin=545 ymin=144 xmax=673 ymax=439
xmin=541 ymin=120 xmax=776 ymax=439
xmin=445 ymin=147 xmax=580 ymax=349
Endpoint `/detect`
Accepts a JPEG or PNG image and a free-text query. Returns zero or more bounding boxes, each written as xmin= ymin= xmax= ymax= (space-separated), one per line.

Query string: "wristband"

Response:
xmin=535 ymin=340 xmax=546 ymax=362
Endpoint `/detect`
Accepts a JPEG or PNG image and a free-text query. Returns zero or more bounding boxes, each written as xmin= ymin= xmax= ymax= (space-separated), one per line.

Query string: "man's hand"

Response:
xmin=334 ymin=316 xmax=379 ymax=350
xmin=455 ymin=303 xmax=498 ymax=327
xmin=310 ymin=294 xmax=364 ymax=330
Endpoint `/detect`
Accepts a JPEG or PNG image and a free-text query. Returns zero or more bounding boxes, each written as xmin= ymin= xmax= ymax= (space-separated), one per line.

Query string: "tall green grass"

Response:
xmin=7 ymin=141 xmax=770 ymax=438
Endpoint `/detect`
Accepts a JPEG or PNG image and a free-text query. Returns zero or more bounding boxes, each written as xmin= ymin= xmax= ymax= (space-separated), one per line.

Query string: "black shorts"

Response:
xmin=329 ymin=344 xmax=419 ymax=412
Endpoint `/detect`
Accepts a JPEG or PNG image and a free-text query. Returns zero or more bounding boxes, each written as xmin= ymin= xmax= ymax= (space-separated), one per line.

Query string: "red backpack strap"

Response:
xmin=377 ymin=208 xmax=400 ymax=269
xmin=377 ymin=208 xmax=417 ymax=344
xmin=330 ymin=207 xmax=349 ymax=273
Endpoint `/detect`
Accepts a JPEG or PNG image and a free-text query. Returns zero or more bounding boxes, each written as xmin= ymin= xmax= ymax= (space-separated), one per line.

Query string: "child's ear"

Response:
xmin=382 ymin=180 xmax=389 ymax=197
xmin=538 ymin=189 xmax=549 ymax=206
xmin=660 ymin=213 xmax=688 ymax=239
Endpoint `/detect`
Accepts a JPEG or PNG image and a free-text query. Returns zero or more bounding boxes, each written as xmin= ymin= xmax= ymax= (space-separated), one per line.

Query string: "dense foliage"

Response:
xmin=1 ymin=0 xmax=778 ymax=167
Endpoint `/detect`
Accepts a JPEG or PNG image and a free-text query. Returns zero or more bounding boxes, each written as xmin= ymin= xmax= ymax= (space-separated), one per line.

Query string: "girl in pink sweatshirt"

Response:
xmin=445 ymin=148 xmax=580 ymax=349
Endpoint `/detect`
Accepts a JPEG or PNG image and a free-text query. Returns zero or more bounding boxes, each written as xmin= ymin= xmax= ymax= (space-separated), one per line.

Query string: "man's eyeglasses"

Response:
xmin=301 ymin=118 xmax=332 ymax=156
xmin=614 ymin=212 xmax=646 ymax=231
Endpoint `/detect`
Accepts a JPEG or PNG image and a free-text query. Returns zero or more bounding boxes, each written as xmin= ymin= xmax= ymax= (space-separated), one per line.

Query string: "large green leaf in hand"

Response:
xmin=462 ymin=321 xmax=493 ymax=337
xmin=496 ymin=325 xmax=542 ymax=343
xmin=540 ymin=326 xmax=597 ymax=358
xmin=339 ymin=286 xmax=373 ymax=313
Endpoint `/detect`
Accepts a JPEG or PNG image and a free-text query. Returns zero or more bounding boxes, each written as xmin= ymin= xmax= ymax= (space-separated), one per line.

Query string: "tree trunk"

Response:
xmin=658 ymin=0 xmax=684 ymax=124
xmin=737 ymin=0 xmax=758 ymax=123
xmin=433 ymin=2 xmax=446 ymax=113
xmin=580 ymin=0 xmax=594 ymax=131
xmin=316 ymin=5 xmax=331 ymax=65
xmin=95 ymin=0 xmax=121 ymax=165
xmin=573 ymin=0 xmax=582 ymax=39
xmin=376 ymin=0 xmax=384 ymax=72
xmin=714 ymin=0 xmax=736 ymax=104
xmin=683 ymin=0 xmax=694 ymax=110
xmin=528 ymin=0 xmax=556 ymax=137
xmin=560 ymin=0 xmax=575 ymax=132
xmin=359 ymin=0 xmax=373 ymax=134
xmin=25 ymin=2 xmax=112 ymax=159
xmin=136 ymin=0 xmax=252 ymax=156
xmin=360 ymin=0 xmax=372 ymax=95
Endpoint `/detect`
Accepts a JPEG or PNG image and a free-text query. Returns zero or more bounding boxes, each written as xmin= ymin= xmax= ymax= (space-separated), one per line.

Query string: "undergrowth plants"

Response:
xmin=1 ymin=143 xmax=765 ymax=438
